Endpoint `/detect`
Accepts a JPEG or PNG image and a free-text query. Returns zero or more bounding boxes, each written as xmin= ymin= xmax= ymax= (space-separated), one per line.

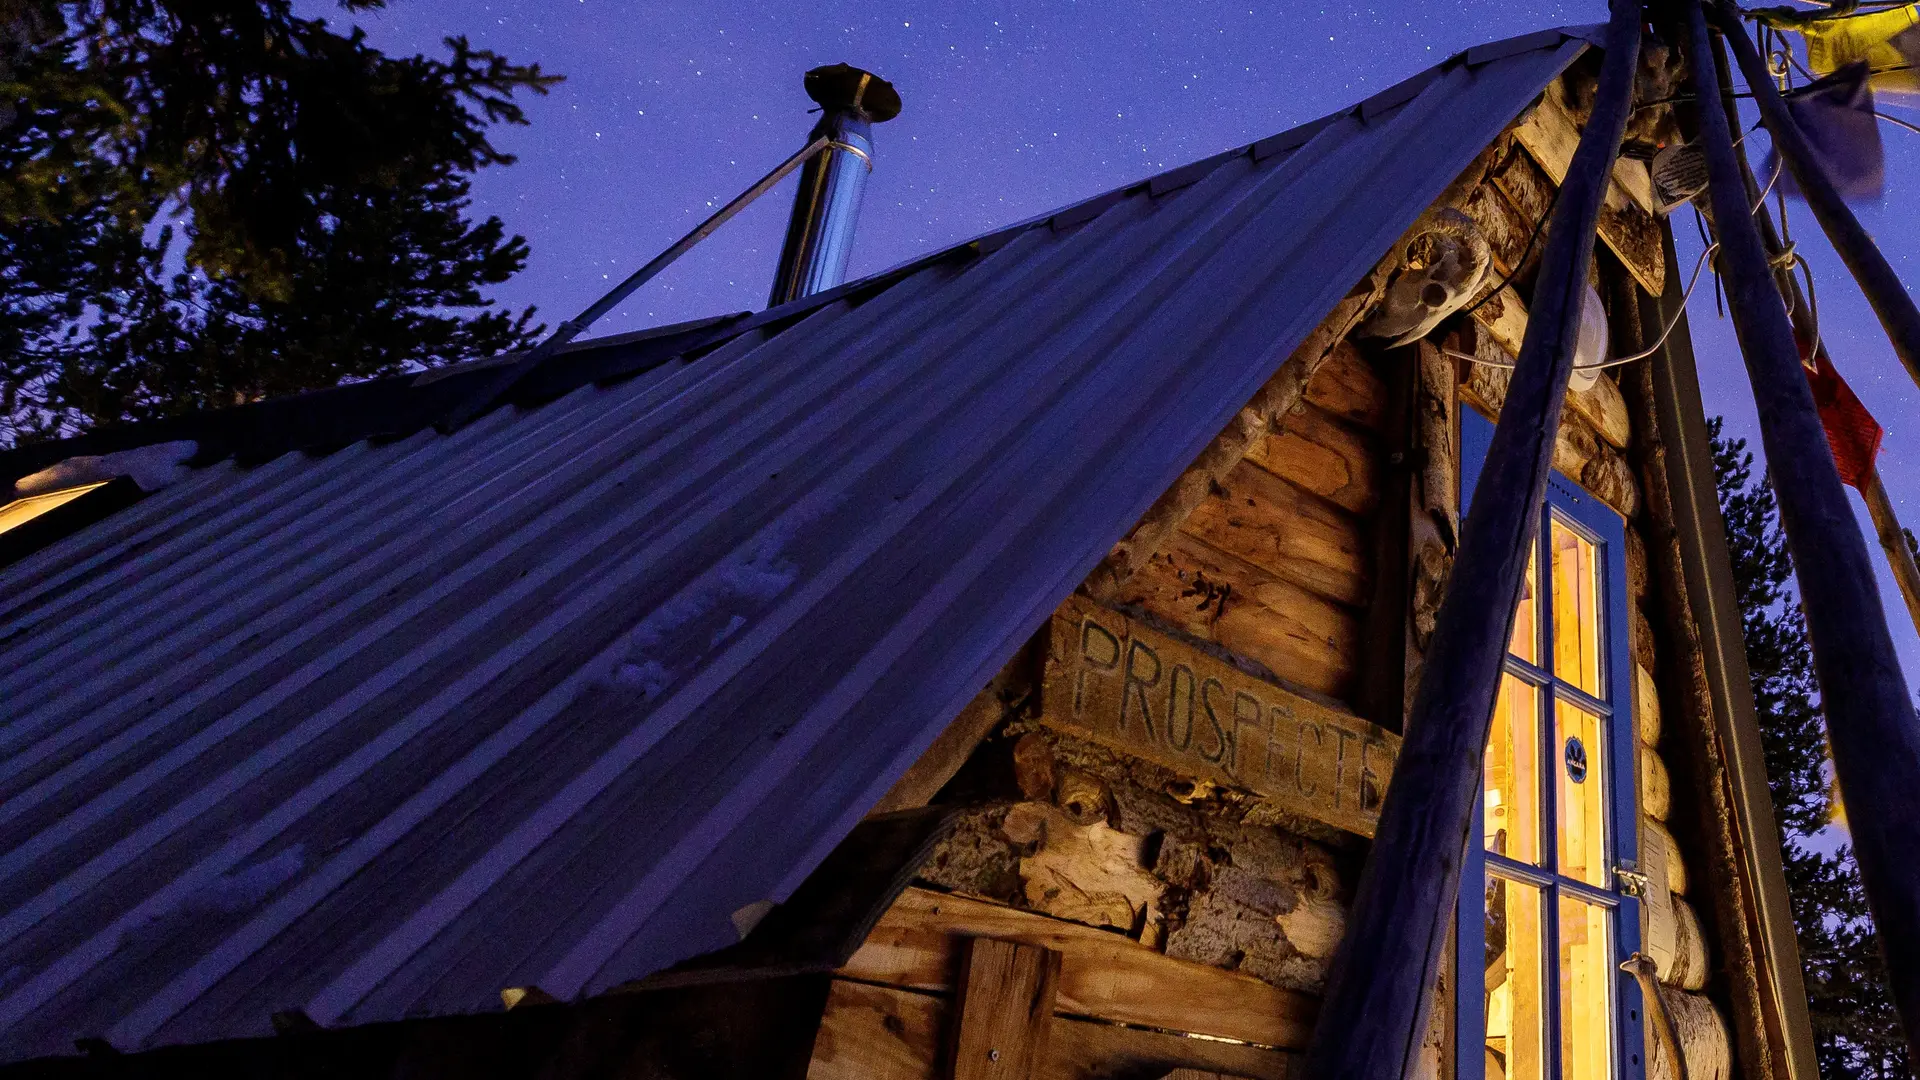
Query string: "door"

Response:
xmin=1456 ymin=409 xmax=1645 ymax=1080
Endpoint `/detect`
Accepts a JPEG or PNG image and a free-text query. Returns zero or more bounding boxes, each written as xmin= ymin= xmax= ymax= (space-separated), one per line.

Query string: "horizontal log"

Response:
xmin=1246 ymin=402 xmax=1380 ymax=516
xmin=838 ymin=887 xmax=1318 ymax=1049
xmin=1182 ymin=460 xmax=1368 ymax=606
xmin=1464 ymin=296 xmax=1632 ymax=451
xmin=1670 ymin=892 xmax=1711 ymax=991
xmin=1303 ymin=339 xmax=1388 ymax=431
xmin=1463 ymin=170 xmax=1539 ymax=279
xmin=1117 ymin=532 xmax=1361 ymax=701
xmin=1632 ymin=605 xmax=1659 ymax=681
xmin=1635 ymin=664 xmax=1666 ymax=749
xmin=1643 ymin=744 xmax=1673 ymax=821
xmin=807 ymin=979 xmax=1290 ymax=1080
xmin=1626 ymin=528 xmax=1650 ymax=604
xmin=1459 ymin=351 xmax=1639 ymax=518
xmin=1646 ymin=987 xmax=1734 ymax=1080
xmin=1646 ymin=816 xmax=1688 ymax=895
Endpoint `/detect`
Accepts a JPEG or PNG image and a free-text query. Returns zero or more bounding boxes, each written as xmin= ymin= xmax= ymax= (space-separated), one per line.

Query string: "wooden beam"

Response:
xmin=1297 ymin=5 xmax=1642 ymax=1079
xmin=841 ymin=886 xmax=1318 ymax=1049
xmin=1510 ymin=80 xmax=1667 ymax=295
xmin=948 ymin=937 xmax=1062 ymax=1080
xmin=1685 ymin=0 xmax=1920 ymax=1064
xmin=807 ymin=979 xmax=1291 ymax=1080
xmin=1713 ymin=1 xmax=1920 ymax=394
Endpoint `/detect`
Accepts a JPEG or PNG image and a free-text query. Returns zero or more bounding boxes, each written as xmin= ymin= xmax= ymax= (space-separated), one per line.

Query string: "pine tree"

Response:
xmin=1711 ymin=418 xmax=1909 ymax=1079
xmin=0 ymin=0 xmax=558 ymax=446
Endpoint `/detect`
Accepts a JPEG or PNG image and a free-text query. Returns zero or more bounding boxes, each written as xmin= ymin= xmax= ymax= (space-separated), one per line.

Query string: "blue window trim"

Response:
xmin=1455 ymin=408 xmax=1645 ymax=1080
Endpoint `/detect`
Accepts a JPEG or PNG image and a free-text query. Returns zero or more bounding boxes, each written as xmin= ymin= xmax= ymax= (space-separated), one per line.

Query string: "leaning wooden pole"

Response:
xmin=1862 ymin=470 xmax=1920 ymax=637
xmin=1712 ymin=0 xmax=1920 ymax=392
xmin=1683 ymin=1 xmax=1920 ymax=1060
xmin=1296 ymin=6 xmax=1641 ymax=1077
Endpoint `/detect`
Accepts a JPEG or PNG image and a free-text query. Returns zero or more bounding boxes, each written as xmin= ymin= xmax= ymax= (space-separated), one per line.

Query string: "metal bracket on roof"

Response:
xmin=436 ymin=133 xmax=836 ymax=435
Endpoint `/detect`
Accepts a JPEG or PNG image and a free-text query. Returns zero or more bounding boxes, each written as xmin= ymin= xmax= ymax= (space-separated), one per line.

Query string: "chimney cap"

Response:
xmin=804 ymin=64 xmax=902 ymax=123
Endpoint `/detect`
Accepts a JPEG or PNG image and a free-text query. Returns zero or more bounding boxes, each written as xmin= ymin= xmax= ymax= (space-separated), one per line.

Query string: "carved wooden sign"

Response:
xmin=1042 ymin=596 xmax=1399 ymax=837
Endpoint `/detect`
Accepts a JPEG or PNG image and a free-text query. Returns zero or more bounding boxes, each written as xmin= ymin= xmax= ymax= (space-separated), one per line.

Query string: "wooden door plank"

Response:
xmin=840 ymin=887 xmax=1319 ymax=1049
xmin=949 ymin=937 xmax=1063 ymax=1080
xmin=807 ymin=979 xmax=1292 ymax=1080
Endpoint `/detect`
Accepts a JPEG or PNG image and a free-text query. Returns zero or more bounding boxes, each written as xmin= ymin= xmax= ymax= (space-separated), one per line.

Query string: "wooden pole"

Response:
xmin=1682 ymin=2 xmax=1920 ymax=1061
xmin=1862 ymin=468 xmax=1920 ymax=634
xmin=1296 ymin=5 xmax=1641 ymax=1078
xmin=1711 ymin=0 xmax=1920 ymax=393
xmin=1707 ymin=39 xmax=1920 ymax=641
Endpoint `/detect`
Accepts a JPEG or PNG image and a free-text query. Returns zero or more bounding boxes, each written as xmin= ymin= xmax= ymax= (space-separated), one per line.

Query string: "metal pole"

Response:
xmin=1297 ymin=5 xmax=1641 ymax=1077
xmin=1712 ymin=0 xmax=1920 ymax=393
xmin=1710 ymin=40 xmax=1920 ymax=638
xmin=437 ymin=135 xmax=831 ymax=434
xmin=1683 ymin=1 xmax=1920 ymax=1060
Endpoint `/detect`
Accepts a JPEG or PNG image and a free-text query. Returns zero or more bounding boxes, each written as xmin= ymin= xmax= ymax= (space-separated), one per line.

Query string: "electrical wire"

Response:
xmin=1874 ymin=107 xmax=1920 ymax=134
xmin=1439 ymin=243 xmax=1723 ymax=372
xmin=1460 ymin=183 xmax=1560 ymax=318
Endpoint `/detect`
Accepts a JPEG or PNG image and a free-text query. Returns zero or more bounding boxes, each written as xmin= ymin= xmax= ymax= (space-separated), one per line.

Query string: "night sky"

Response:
xmin=313 ymin=0 xmax=1920 ymax=681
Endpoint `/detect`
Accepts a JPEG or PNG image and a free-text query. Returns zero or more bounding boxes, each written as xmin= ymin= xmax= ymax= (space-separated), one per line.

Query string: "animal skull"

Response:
xmin=1358 ymin=208 xmax=1493 ymax=348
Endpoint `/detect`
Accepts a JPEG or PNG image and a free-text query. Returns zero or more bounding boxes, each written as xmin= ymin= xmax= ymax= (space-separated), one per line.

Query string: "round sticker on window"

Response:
xmin=1565 ymin=736 xmax=1588 ymax=784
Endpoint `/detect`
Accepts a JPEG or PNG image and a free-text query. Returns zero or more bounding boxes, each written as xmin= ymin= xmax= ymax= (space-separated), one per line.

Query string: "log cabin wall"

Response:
xmin=816 ymin=58 xmax=1763 ymax=1080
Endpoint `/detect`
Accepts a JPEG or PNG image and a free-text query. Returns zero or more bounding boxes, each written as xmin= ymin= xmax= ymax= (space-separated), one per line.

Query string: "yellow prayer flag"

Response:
xmin=1799 ymin=4 xmax=1920 ymax=98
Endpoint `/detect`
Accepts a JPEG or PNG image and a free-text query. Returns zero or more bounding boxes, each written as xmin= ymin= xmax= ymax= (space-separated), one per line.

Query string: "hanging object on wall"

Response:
xmin=1791 ymin=2 xmax=1920 ymax=100
xmin=1651 ymin=141 xmax=1710 ymax=214
xmin=1356 ymin=208 xmax=1493 ymax=347
xmin=1762 ymin=62 xmax=1887 ymax=200
xmin=1569 ymin=285 xmax=1611 ymax=392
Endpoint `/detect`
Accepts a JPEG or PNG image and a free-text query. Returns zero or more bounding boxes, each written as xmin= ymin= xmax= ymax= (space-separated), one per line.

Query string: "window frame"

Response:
xmin=1454 ymin=408 xmax=1645 ymax=1080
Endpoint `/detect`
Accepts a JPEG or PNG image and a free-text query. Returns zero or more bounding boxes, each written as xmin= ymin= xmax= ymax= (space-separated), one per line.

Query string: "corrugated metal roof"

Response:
xmin=0 ymin=29 xmax=1592 ymax=1061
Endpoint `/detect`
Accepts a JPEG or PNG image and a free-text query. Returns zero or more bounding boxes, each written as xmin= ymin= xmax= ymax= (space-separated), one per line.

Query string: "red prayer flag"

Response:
xmin=1801 ymin=341 xmax=1884 ymax=489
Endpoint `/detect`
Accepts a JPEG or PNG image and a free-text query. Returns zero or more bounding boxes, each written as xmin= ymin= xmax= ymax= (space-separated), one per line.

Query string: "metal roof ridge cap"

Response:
xmin=1147 ymin=145 xmax=1252 ymax=197
xmin=1359 ymin=65 xmax=1443 ymax=121
xmin=548 ymin=311 xmax=752 ymax=359
xmin=1251 ymin=111 xmax=1346 ymax=161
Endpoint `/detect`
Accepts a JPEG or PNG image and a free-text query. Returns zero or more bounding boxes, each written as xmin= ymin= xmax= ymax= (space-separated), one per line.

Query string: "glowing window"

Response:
xmin=0 ymin=482 xmax=109 ymax=536
xmin=1458 ymin=411 xmax=1640 ymax=1080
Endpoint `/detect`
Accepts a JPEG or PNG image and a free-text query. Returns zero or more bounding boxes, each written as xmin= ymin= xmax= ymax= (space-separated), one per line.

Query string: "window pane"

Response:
xmin=1484 ymin=875 xmax=1546 ymax=1080
xmin=1484 ymin=675 xmax=1541 ymax=864
xmin=1559 ymin=895 xmax=1615 ymax=1080
xmin=1556 ymin=700 xmax=1609 ymax=887
xmin=1551 ymin=519 xmax=1602 ymax=695
xmin=1510 ymin=547 xmax=1538 ymax=664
